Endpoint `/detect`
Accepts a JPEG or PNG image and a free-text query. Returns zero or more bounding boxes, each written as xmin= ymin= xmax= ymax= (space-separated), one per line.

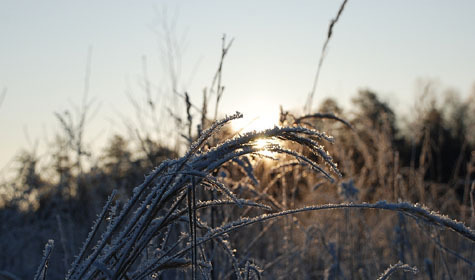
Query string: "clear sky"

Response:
xmin=1 ymin=0 xmax=474 ymax=173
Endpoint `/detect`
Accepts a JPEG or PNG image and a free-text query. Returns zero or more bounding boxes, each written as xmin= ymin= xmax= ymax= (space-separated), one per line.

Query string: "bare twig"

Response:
xmin=305 ymin=0 xmax=349 ymax=114
xmin=210 ymin=34 xmax=234 ymax=120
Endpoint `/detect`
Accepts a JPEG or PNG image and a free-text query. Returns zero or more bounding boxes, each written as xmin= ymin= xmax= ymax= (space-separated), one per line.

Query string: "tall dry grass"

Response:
xmin=1 ymin=2 xmax=474 ymax=278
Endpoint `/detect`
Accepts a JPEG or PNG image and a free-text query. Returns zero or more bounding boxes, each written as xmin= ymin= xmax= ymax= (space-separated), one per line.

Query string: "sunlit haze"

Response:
xmin=231 ymin=110 xmax=280 ymax=134
xmin=252 ymin=138 xmax=279 ymax=159
xmin=1 ymin=0 xmax=475 ymax=173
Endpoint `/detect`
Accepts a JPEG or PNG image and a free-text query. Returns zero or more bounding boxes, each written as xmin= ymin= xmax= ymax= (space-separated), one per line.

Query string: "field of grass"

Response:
xmin=0 ymin=84 xmax=474 ymax=279
xmin=1 ymin=3 xmax=474 ymax=279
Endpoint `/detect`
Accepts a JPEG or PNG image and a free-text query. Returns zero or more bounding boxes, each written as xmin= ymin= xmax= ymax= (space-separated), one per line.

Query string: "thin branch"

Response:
xmin=305 ymin=0 xmax=349 ymax=114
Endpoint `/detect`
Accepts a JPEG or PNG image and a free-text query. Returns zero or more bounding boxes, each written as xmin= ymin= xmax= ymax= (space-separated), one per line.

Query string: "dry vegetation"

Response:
xmin=1 ymin=80 xmax=474 ymax=279
xmin=1 ymin=3 xmax=475 ymax=280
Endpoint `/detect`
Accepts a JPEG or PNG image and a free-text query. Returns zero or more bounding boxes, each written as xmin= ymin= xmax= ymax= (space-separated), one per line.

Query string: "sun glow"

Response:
xmin=230 ymin=107 xmax=281 ymax=159
xmin=252 ymin=138 xmax=279 ymax=158
xmin=231 ymin=113 xmax=280 ymax=134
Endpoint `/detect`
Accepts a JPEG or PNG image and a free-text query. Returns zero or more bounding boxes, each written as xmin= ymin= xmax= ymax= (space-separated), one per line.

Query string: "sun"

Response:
xmin=231 ymin=113 xmax=280 ymax=134
xmin=252 ymin=138 xmax=279 ymax=158
xmin=229 ymin=107 xmax=281 ymax=159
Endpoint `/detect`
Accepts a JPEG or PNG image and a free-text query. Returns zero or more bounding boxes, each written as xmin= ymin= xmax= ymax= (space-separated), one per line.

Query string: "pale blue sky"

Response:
xmin=1 ymin=0 xmax=474 ymax=172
